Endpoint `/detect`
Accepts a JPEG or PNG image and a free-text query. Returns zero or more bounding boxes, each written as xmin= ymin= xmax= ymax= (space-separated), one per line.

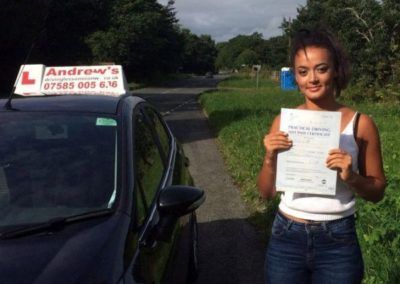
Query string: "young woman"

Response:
xmin=257 ymin=29 xmax=386 ymax=283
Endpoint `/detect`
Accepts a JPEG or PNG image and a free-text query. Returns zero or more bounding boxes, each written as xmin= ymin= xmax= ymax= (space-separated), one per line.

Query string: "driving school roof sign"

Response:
xmin=14 ymin=64 xmax=129 ymax=96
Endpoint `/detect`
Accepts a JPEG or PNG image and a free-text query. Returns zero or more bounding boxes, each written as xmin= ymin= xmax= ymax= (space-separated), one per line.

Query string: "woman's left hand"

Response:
xmin=326 ymin=149 xmax=355 ymax=182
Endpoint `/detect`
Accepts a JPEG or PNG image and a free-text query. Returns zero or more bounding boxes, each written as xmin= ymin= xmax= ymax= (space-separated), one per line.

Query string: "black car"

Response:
xmin=0 ymin=94 xmax=205 ymax=284
xmin=204 ymin=72 xmax=213 ymax=79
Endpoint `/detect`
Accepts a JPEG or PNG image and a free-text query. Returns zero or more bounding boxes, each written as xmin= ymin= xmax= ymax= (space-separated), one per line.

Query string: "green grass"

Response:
xmin=200 ymin=74 xmax=400 ymax=283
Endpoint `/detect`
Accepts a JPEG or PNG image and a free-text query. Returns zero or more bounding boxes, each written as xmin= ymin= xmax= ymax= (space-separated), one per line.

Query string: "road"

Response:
xmin=134 ymin=75 xmax=265 ymax=284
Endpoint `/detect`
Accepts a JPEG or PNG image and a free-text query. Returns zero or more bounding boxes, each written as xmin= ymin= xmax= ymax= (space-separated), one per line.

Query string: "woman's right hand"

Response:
xmin=263 ymin=131 xmax=292 ymax=161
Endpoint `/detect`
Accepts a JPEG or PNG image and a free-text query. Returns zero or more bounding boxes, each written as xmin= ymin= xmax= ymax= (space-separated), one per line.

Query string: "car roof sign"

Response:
xmin=14 ymin=64 xmax=129 ymax=96
xmin=14 ymin=64 xmax=46 ymax=96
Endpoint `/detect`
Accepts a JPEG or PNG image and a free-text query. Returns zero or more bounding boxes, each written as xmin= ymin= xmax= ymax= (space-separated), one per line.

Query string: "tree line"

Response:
xmin=1 ymin=0 xmax=399 ymax=100
xmin=0 ymin=0 xmax=217 ymax=94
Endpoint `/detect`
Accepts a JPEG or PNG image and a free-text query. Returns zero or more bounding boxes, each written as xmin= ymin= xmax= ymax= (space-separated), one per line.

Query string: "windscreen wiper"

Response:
xmin=0 ymin=209 xmax=113 ymax=240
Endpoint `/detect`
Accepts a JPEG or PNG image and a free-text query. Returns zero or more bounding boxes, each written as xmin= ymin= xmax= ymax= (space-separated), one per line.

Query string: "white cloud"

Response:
xmin=158 ymin=0 xmax=306 ymax=42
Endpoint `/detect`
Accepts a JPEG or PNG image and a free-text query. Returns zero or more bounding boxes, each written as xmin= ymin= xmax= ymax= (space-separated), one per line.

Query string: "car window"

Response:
xmin=133 ymin=110 xmax=166 ymax=225
xmin=142 ymin=107 xmax=171 ymax=158
xmin=0 ymin=112 xmax=119 ymax=228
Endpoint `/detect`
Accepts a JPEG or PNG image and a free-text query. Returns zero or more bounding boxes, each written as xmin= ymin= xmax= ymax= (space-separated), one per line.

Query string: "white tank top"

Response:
xmin=279 ymin=112 xmax=359 ymax=221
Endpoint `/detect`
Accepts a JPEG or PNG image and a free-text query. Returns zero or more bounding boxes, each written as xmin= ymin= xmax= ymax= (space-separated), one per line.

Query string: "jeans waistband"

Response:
xmin=276 ymin=210 xmax=355 ymax=228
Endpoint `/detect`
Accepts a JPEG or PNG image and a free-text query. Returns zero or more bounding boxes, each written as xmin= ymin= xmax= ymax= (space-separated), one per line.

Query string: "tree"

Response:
xmin=262 ymin=35 xmax=289 ymax=69
xmin=381 ymin=0 xmax=400 ymax=83
xmin=87 ymin=0 xmax=183 ymax=81
xmin=180 ymin=29 xmax=217 ymax=74
xmin=215 ymin=43 xmax=234 ymax=70
xmin=0 ymin=1 xmax=49 ymax=94
xmin=36 ymin=0 xmax=111 ymax=65
xmin=215 ymin=33 xmax=265 ymax=70
xmin=235 ymin=49 xmax=259 ymax=68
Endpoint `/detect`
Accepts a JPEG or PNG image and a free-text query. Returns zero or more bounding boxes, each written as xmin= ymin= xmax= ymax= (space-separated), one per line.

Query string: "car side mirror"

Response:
xmin=158 ymin=185 xmax=205 ymax=216
xmin=153 ymin=185 xmax=205 ymax=242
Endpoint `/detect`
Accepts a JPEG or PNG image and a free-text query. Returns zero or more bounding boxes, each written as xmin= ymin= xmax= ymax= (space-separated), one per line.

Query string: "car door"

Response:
xmin=130 ymin=104 xmax=177 ymax=283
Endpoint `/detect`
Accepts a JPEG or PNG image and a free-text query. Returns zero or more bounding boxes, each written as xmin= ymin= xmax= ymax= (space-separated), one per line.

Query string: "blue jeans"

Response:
xmin=265 ymin=211 xmax=364 ymax=284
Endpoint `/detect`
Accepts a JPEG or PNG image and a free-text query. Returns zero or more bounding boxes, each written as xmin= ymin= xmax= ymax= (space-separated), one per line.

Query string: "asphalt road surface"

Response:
xmin=134 ymin=75 xmax=265 ymax=284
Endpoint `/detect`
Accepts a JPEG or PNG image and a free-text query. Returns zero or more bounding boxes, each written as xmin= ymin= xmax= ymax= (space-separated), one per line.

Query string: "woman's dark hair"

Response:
xmin=290 ymin=28 xmax=351 ymax=96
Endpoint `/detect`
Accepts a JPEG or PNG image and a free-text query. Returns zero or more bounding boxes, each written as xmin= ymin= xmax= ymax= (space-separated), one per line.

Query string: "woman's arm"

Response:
xmin=257 ymin=115 xmax=292 ymax=200
xmin=326 ymin=114 xmax=386 ymax=203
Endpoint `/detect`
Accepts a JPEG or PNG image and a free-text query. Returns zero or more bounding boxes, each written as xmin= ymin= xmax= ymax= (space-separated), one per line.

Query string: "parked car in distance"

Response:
xmin=204 ymin=72 xmax=213 ymax=78
xmin=0 ymin=93 xmax=205 ymax=284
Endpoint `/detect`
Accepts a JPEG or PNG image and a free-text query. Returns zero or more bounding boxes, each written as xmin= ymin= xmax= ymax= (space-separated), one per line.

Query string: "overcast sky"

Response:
xmin=158 ymin=0 xmax=307 ymax=42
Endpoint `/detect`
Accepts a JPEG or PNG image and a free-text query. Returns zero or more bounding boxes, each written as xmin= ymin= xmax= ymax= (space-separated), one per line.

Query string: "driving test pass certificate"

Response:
xmin=276 ymin=108 xmax=341 ymax=196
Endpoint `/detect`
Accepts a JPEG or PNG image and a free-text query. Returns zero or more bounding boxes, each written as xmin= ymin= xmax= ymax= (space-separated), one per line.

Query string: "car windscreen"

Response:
xmin=0 ymin=112 xmax=119 ymax=228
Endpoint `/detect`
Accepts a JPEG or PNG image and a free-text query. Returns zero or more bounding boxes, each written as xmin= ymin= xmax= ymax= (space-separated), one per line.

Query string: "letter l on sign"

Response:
xmin=14 ymin=64 xmax=46 ymax=96
xmin=21 ymin=72 xmax=35 ymax=85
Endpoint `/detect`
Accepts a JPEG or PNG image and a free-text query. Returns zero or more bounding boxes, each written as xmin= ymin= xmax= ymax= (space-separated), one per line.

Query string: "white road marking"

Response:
xmin=162 ymin=98 xmax=196 ymax=116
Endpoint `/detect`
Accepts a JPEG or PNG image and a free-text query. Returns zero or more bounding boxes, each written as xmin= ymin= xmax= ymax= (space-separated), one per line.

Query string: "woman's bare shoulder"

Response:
xmin=358 ymin=112 xmax=378 ymax=135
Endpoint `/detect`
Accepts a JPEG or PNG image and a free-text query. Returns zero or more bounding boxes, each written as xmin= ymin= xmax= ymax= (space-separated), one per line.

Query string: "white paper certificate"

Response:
xmin=276 ymin=108 xmax=341 ymax=196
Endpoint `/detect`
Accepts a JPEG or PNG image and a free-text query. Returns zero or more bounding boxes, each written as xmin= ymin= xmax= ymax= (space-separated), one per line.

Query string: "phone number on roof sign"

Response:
xmin=42 ymin=80 xmax=119 ymax=91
